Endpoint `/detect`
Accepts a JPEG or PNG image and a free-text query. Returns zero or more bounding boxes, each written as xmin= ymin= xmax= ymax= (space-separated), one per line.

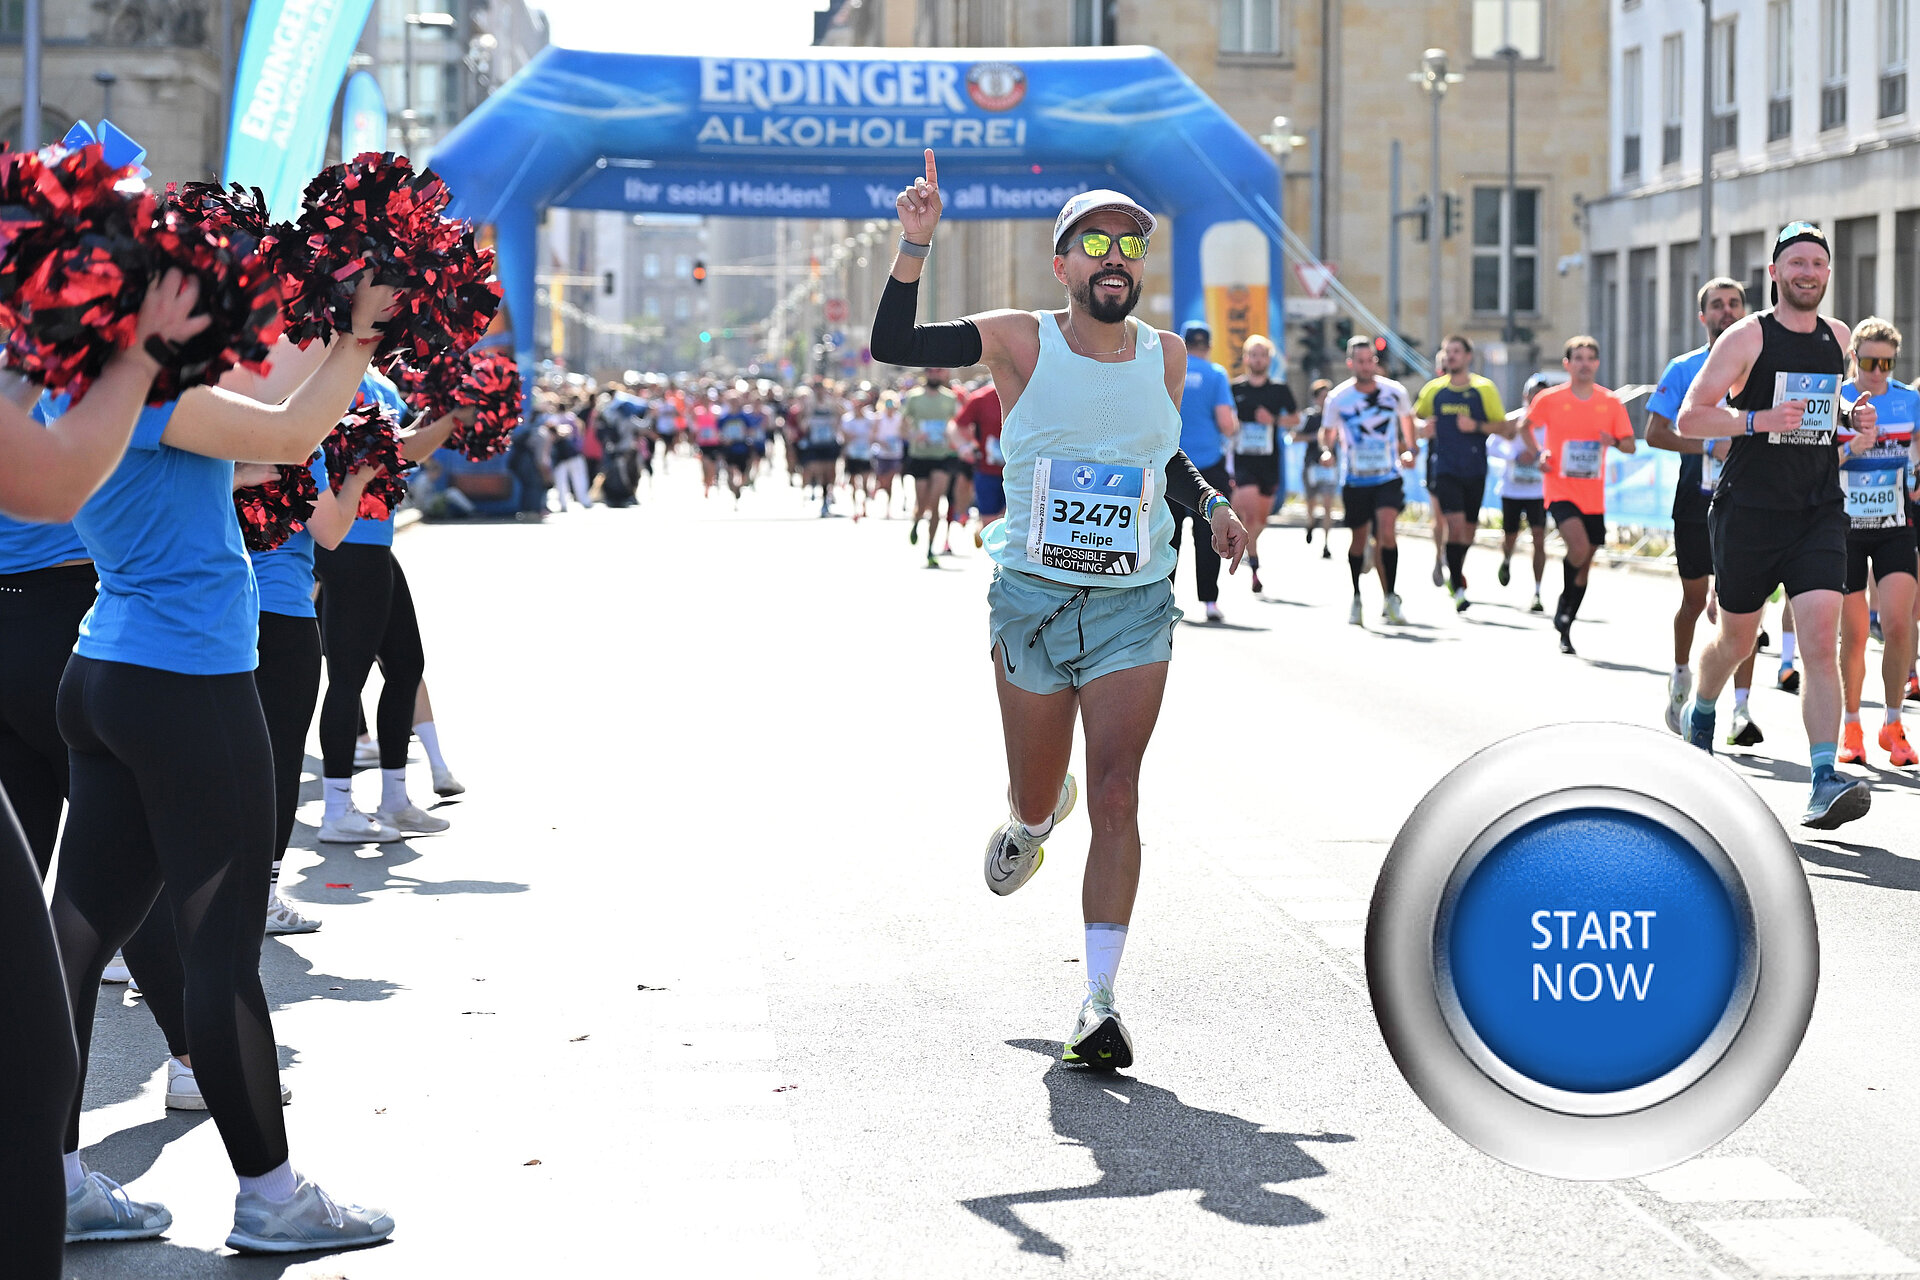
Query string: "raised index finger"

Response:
xmin=924 ymin=149 xmax=939 ymax=189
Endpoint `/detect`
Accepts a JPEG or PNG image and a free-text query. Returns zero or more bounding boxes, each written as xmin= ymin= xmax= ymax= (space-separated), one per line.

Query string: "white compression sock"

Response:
xmin=1734 ymin=687 xmax=1750 ymax=707
xmin=1085 ymin=923 xmax=1129 ymax=1000
xmin=237 ymin=1159 xmax=299 ymax=1203
xmin=413 ymin=720 xmax=448 ymax=774
xmin=322 ymin=777 xmax=353 ymax=822
xmin=380 ymin=768 xmax=411 ymax=813
xmin=64 ymin=1152 xmax=84 ymax=1194
xmin=1673 ymin=664 xmax=1690 ymax=680
xmin=1781 ymin=631 xmax=1798 ymax=665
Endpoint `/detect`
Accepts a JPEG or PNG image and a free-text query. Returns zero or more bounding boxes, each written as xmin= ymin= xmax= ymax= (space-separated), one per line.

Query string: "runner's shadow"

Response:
xmin=1581 ymin=658 xmax=1667 ymax=677
xmin=79 ymin=1112 xmax=211 ymax=1189
xmin=1795 ymin=840 xmax=1920 ymax=892
xmin=1724 ymin=754 xmax=1808 ymax=785
xmin=961 ymin=1040 xmax=1352 ymax=1259
xmin=1179 ymin=619 xmax=1272 ymax=633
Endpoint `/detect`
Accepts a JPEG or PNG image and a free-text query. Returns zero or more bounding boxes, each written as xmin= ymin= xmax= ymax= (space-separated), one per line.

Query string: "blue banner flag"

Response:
xmin=224 ymin=0 xmax=377 ymax=220
xmin=342 ymin=69 xmax=388 ymax=157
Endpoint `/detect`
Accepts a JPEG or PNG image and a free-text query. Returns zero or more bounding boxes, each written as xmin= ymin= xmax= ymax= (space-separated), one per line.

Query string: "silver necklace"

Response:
xmin=1067 ymin=311 xmax=1128 ymax=357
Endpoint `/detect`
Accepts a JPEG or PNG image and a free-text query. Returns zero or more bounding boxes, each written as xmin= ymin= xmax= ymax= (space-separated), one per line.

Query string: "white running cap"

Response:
xmin=1052 ymin=189 xmax=1156 ymax=249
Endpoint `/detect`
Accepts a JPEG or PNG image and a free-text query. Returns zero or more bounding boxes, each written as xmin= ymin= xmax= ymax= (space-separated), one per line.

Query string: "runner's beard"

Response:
xmin=1072 ymin=272 xmax=1142 ymax=325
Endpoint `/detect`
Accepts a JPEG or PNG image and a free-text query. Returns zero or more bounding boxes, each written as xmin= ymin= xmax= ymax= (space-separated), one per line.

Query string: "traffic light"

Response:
xmin=603 ymin=271 xmax=615 ymax=296
xmin=1443 ymin=192 xmax=1462 ymax=239
xmin=698 ymin=330 xmax=711 ymax=344
xmin=692 ymin=259 xmax=708 ymax=286
xmin=1294 ymin=321 xmax=1327 ymax=376
xmin=1334 ymin=318 xmax=1354 ymax=351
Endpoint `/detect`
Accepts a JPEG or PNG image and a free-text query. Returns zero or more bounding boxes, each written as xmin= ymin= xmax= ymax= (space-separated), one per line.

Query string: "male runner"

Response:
xmin=1645 ymin=277 xmax=1765 ymax=744
xmin=1229 ymin=334 xmax=1299 ymax=596
xmin=841 ymin=389 xmax=877 ymax=521
xmin=1174 ymin=322 xmax=1237 ymax=622
xmin=904 ymin=370 xmax=959 ymax=567
xmin=1677 ymin=221 xmax=1875 ymax=828
xmin=1533 ymin=336 xmax=1636 ymax=654
xmin=1322 ymin=336 xmax=1417 ymax=626
xmin=1296 ymin=378 xmax=1336 ymax=556
xmin=1835 ymin=318 xmax=1919 ymax=765
xmin=871 ymin=154 xmax=1248 ymax=1069
xmin=1414 ymin=335 xmax=1509 ymax=612
xmin=717 ymin=389 xmax=752 ymax=503
xmin=801 ymin=379 xmax=843 ymax=516
xmin=953 ymin=379 xmax=1006 ymax=548
xmin=1492 ymin=374 xmax=1552 ymax=613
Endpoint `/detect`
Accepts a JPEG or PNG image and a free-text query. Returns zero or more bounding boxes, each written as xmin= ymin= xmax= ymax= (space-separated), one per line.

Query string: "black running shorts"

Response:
xmin=1232 ymin=452 xmax=1281 ymax=498
xmin=1548 ymin=500 xmax=1606 ymax=550
xmin=1709 ymin=502 xmax=1847 ymax=614
xmin=1430 ymin=472 xmax=1485 ymax=523
xmin=1674 ymin=519 xmax=1712 ymax=581
xmin=1342 ymin=478 xmax=1404 ymax=530
xmin=1845 ymin=525 xmax=1919 ymax=594
xmin=1501 ymin=497 xmax=1546 ymax=534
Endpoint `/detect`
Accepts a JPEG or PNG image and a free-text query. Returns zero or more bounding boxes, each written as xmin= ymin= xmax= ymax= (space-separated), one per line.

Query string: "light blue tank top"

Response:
xmin=986 ymin=313 xmax=1180 ymax=589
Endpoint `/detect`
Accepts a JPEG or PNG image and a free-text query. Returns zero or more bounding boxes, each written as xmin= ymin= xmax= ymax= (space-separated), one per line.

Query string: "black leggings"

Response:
xmin=0 ymin=784 xmax=78 ymax=1279
xmin=0 ymin=563 xmax=97 ymax=874
xmin=51 ymin=655 xmax=287 ymax=1176
xmin=314 ymin=543 xmax=424 ymax=776
xmin=257 ymin=611 xmax=323 ymax=862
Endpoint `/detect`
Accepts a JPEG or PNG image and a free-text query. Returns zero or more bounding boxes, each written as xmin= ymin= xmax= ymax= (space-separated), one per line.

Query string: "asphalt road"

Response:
xmin=62 ymin=458 xmax=1920 ymax=1278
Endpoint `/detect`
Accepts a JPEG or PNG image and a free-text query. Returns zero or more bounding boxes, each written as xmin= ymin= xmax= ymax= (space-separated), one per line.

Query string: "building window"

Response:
xmin=1730 ymin=230 xmax=1768 ymax=304
xmin=643 ymin=295 xmax=660 ymax=319
xmin=1470 ymin=185 xmax=1540 ymax=315
xmin=1822 ymin=0 xmax=1849 ymax=129
xmin=1669 ymin=242 xmax=1703 ymax=357
xmin=1623 ymin=46 xmax=1644 ymax=175
xmin=674 ymin=295 xmax=690 ymax=320
xmin=1628 ymin=246 xmax=1660 ymax=385
xmin=642 ymin=253 xmax=660 ymax=279
xmin=1836 ymin=215 xmax=1879 ymax=320
xmin=1074 ymin=0 xmax=1117 ymax=45
xmin=0 ymin=0 xmax=23 ymax=36
xmin=1896 ymin=211 xmax=1920 ymax=383
xmin=1768 ymin=0 xmax=1794 ymax=139
xmin=1711 ymin=18 xmax=1739 ymax=152
xmin=674 ymin=254 xmax=692 ymax=279
xmin=1882 ymin=0 xmax=1909 ymax=115
xmin=1220 ymin=0 xmax=1284 ymax=55
xmin=1663 ymin=33 xmax=1686 ymax=165
xmin=1471 ymin=0 xmax=1543 ymax=60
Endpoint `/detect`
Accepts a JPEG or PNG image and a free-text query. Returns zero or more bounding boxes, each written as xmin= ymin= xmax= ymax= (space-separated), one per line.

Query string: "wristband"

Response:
xmin=897 ymin=236 xmax=931 ymax=260
xmin=1204 ymin=494 xmax=1230 ymax=520
xmin=1745 ymin=410 xmax=1756 ymax=436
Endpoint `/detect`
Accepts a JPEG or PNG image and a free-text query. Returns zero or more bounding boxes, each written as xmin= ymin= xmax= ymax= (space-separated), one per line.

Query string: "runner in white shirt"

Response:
xmin=1493 ymin=374 xmax=1556 ymax=613
xmin=841 ymin=392 xmax=878 ymax=521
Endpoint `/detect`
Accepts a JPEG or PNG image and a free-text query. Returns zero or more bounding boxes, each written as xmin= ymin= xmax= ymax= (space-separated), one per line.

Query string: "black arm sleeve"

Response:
xmin=1163 ymin=449 xmax=1220 ymax=516
xmin=869 ymin=275 xmax=984 ymax=368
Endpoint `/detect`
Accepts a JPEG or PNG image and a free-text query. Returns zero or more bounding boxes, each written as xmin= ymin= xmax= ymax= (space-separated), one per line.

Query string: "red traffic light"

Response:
xmin=692 ymin=260 xmax=708 ymax=284
xmin=1373 ymin=336 xmax=1388 ymax=354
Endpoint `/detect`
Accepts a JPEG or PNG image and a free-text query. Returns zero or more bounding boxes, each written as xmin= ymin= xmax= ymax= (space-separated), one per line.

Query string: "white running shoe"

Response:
xmin=1348 ymin=595 xmax=1364 ymax=626
xmin=1062 ymin=989 xmax=1134 ymax=1070
xmin=353 ymin=738 xmax=381 ymax=769
xmin=1204 ymin=602 xmax=1225 ymax=624
xmin=375 ymin=804 xmax=450 ymax=835
xmin=317 ymin=809 xmax=402 ymax=844
xmin=1382 ymin=593 xmax=1408 ymax=626
xmin=66 ymin=1168 xmax=170 ymax=1242
xmin=984 ymin=774 xmax=1077 ymax=897
xmin=226 ymin=1176 xmax=393 ymax=1254
xmin=431 ymin=767 xmax=465 ymax=797
xmin=101 ymin=952 xmax=131 ymax=984
xmin=1665 ymin=669 xmax=1693 ymax=736
xmin=166 ymin=1057 xmax=291 ymax=1110
xmin=265 ymin=895 xmax=320 ymax=935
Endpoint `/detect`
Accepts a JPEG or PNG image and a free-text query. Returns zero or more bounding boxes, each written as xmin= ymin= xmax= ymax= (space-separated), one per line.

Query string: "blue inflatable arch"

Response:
xmin=430 ymin=45 xmax=1290 ymax=374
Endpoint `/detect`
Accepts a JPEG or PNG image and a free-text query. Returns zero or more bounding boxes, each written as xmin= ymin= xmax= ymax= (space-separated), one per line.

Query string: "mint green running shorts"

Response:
xmin=987 ymin=567 xmax=1181 ymax=696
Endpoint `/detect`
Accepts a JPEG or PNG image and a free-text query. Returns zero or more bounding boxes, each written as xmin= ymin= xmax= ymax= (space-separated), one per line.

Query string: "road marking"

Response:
xmin=1282 ymin=898 xmax=1371 ymax=921
xmin=1694 ymin=1218 xmax=1920 ymax=1276
xmin=1639 ymin=1156 xmax=1813 ymax=1203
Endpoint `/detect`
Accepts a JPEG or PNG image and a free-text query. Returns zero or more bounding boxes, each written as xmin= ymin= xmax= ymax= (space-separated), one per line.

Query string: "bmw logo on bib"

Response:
xmin=1366 ymin=723 xmax=1818 ymax=1179
xmin=1073 ymin=465 xmax=1095 ymax=488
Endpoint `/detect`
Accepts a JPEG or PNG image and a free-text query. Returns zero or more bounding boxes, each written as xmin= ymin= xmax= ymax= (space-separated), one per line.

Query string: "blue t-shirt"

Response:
xmin=0 ymin=392 xmax=90 ymax=573
xmin=1648 ymin=345 xmax=1713 ymax=523
xmin=251 ymin=452 xmax=333 ymax=619
xmin=1179 ymin=355 xmax=1234 ymax=469
xmin=64 ymin=399 xmax=260 ymax=675
xmin=339 ymin=372 xmax=410 ymax=548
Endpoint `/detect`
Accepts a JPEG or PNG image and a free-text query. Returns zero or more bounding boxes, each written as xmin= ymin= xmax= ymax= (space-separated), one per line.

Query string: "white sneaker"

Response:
xmin=1665 ymin=669 xmax=1693 ymax=736
xmin=375 ymin=804 xmax=450 ymax=834
xmin=166 ymin=1057 xmax=291 ymax=1110
xmin=66 ymin=1168 xmax=170 ymax=1242
xmin=1204 ymin=602 xmax=1225 ymax=624
xmin=353 ymin=738 xmax=381 ymax=769
xmin=1382 ymin=593 xmax=1408 ymax=626
xmin=317 ymin=809 xmax=402 ymax=844
xmin=226 ymin=1175 xmax=392 ymax=1254
xmin=101 ymin=952 xmax=131 ymax=984
xmin=431 ymin=766 xmax=465 ymax=797
xmin=1348 ymin=595 xmax=1364 ymax=626
xmin=984 ymin=774 xmax=1077 ymax=897
xmin=265 ymin=895 xmax=320 ymax=935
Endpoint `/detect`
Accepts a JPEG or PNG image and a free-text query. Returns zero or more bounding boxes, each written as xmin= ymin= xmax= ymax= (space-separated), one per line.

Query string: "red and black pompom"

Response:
xmin=0 ymin=142 xmax=155 ymax=397
xmin=146 ymin=182 xmax=288 ymax=401
xmin=233 ymin=461 xmax=320 ymax=552
xmin=323 ymin=398 xmax=408 ymax=520
xmin=390 ymin=345 xmax=522 ymax=461
xmin=279 ymin=153 xmax=500 ymax=360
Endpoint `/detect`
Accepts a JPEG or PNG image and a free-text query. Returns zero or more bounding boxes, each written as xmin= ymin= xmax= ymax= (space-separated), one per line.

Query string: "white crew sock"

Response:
xmin=1085 ymin=923 xmax=1129 ymax=1000
xmin=1734 ymin=687 xmax=1750 ymax=708
xmin=1844 ymin=710 xmax=1861 ymax=724
xmin=237 ymin=1159 xmax=299 ymax=1203
xmin=1020 ymin=815 xmax=1053 ymax=839
xmin=413 ymin=720 xmax=448 ymax=774
xmin=1781 ymin=631 xmax=1798 ymax=665
xmin=380 ymin=768 xmax=411 ymax=813
xmin=1672 ymin=664 xmax=1690 ymax=681
xmin=1888 ymin=706 xmax=1903 ymax=725
xmin=64 ymin=1152 xmax=84 ymax=1194
xmin=322 ymin=777 xmax=353 ymax=823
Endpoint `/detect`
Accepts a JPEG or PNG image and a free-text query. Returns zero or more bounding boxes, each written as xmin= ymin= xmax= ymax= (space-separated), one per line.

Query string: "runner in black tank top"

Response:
xmin=1674 ymin=221 xmax=1874 ymax=829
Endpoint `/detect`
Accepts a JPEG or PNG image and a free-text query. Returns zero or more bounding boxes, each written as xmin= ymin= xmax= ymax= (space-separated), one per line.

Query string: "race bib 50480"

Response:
xmin=1027 ymin=458 xmax=1150 ymax=576
xmin=1770 ymin=371 xmax=1839 ymax=445
xmin=1843 ymin=464 xmax=1908 ymax=529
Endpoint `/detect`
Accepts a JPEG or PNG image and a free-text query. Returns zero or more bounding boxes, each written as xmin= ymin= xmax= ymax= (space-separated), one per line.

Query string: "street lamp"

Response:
xmin=94 ymin=69 xmax=117 ymax=121
xmin=1410 ymin=49 xmax=1462 ymax=352
xmin=403 ymin=11 xmax=457 ymax=146
xmin=1258 ymin=114 xmax=1307 ymax=224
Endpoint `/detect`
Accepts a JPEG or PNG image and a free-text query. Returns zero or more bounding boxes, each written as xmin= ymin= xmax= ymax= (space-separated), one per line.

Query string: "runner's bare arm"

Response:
xmin=1644 ymin=413 xmax=1703 ymax=454
xmin=1677 ymin=318 xmax=1771 ymax=437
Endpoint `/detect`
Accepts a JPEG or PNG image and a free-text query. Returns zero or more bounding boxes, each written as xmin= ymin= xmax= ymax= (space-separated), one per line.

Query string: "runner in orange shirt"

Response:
xmin=1532 ymin=335 xmax=1637 ymax=654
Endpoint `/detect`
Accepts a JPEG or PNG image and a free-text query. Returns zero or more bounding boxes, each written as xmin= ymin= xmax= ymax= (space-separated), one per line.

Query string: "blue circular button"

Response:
xmin=1445 ymin=807 xmax=1744 ymax=1094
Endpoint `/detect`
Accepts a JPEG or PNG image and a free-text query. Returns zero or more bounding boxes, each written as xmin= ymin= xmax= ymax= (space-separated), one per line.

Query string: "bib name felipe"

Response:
xmin=698 ymin=58 xmax=1030 ymax=152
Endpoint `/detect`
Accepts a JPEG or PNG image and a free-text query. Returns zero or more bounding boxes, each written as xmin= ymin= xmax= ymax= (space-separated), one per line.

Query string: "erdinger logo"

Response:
xmin=968 ymin=62 xmax=1026 ymax=112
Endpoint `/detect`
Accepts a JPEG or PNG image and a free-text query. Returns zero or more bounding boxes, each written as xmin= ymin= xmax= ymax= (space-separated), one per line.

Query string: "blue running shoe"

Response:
xmin=1802 ymin=773 xmax=1871 ymax=830
xmin=1685 ymin=701 xmax=1716 ymax=753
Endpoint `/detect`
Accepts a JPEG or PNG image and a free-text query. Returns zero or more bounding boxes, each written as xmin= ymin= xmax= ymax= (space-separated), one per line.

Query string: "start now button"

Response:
xmin=1445 ymin=808 xmax=1744 ymax=1094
